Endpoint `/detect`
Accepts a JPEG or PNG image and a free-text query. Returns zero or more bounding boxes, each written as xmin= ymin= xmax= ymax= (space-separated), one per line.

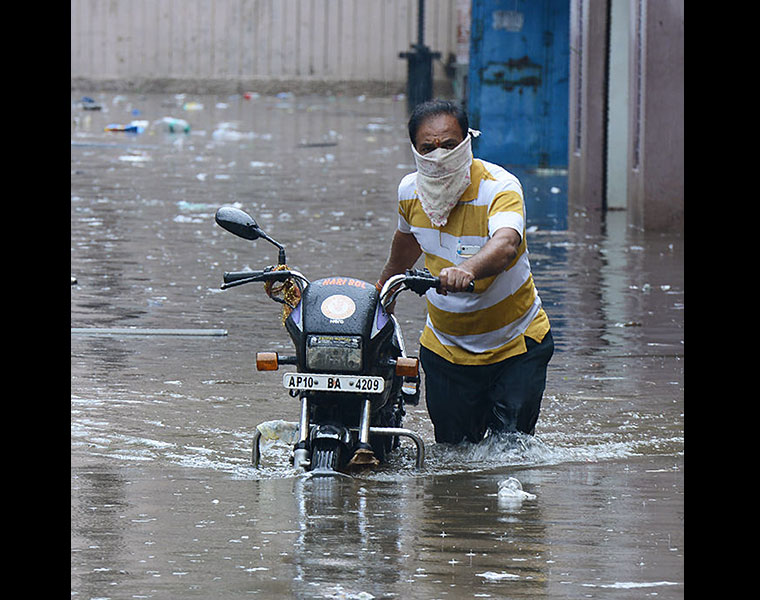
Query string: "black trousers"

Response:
xmin=420 ymin=330 xmax=554 ymax=443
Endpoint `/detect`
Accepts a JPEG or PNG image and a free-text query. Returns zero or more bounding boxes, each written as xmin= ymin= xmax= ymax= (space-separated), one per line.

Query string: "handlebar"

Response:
xmin=221 ymin=266 xmax=471 ymax=308
xmin=221 ymin=268 xmax=309 ymax=289
xmin=380 ymin=269 xmax=474 ymax=310
xmin=224 ymin=270 xmax=265 ymax=284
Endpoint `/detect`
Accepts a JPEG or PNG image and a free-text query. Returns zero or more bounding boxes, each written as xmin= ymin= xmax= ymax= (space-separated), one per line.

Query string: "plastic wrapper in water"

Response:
xmin=497 ymin=477 xmax=536 ymax=501
xmin=256 ymin=420 xmax=299 ymax=444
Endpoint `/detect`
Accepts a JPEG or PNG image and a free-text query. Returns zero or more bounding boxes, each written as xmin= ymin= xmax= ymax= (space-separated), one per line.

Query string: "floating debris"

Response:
xmin=477 ymin=571 xmax=520 ymax=581
xmin=105 ymin=120 xmax=148 ymax=134
xmin=298 ymin=141 xmax=338 ymax=148
xmin=71 ymin=328 xmax=227 ymax=337
xmin=497 ymin=477 xmax=536 ymax=501
xmin=80 ymin=96 xmax=102 ymax=110
xmin=157 ymin=117 xmax=190 ymax=133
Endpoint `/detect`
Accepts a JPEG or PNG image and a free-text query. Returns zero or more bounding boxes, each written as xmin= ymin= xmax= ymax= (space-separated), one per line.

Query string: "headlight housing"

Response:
xmin=306 ymin=335 xmax=363 ymax=372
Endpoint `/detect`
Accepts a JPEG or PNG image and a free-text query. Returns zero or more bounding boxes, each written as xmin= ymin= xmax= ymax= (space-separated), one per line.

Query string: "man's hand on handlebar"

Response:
xmin=437 ymin=266 xmax=475 ymax=295
xmin=378 ymin=268 xmax=474 ymax=314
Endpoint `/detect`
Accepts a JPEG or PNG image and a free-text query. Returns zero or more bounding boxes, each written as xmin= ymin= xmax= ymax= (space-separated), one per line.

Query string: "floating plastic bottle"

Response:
xmin=158 ymin=117 xmax=190 ymax=134
xmin=497 ymin=477 xmax=536 ymax=500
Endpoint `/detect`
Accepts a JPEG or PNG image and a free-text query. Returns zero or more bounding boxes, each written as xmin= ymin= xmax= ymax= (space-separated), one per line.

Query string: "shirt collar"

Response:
xmin=458 ymin=159 xmax=484 ymax=204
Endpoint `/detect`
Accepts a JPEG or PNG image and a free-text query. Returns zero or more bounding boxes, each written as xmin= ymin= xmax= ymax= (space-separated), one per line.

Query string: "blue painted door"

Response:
xmin=468 ymin=0 xmax=569 ymax=168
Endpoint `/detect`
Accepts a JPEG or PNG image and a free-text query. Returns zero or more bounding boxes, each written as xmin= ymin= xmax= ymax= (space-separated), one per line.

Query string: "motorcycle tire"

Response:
xmin=370 ymin=407 xmax=402 ymax=461
xmin=310 ymin=438 xmax=342 ymax=472
xmin=370 ymin=434 xmax=390 ymax=462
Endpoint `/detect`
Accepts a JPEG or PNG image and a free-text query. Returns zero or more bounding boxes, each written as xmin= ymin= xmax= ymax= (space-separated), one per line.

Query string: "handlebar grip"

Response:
xmin=437 ymin=279 xmax=476 ymax=292
xmin=402 ymin=272 xmax=475 ymax=296
xmin=223 ymin=270 xmax=264 ymax=284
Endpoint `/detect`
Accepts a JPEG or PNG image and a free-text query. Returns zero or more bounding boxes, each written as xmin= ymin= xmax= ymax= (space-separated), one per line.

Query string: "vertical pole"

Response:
xmin=399 ymin=0 xmax=439 ymax=112
xmin=418 ymin=0 xmax=425 ymax=47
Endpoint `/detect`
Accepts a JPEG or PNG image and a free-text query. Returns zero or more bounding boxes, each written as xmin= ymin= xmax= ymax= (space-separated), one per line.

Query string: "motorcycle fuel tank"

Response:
xmin=299 ymin=277 xmax=382 ymax=336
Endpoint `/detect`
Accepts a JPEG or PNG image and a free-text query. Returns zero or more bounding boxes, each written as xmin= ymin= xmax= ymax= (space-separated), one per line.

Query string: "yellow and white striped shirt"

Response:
xmin=398 ymin=159 xmax=550 ymax=365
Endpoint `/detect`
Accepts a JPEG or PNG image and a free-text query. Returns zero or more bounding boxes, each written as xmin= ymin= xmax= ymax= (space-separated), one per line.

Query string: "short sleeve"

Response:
xmin=487 ymin=190 xmax=524 ymax=238
xmin=397 ymin=173 xmax=417 ymax=233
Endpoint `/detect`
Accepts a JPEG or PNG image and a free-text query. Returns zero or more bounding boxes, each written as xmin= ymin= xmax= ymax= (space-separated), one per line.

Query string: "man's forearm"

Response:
xmin=439 ymin=227 xmax=521 ymax=292
xmin=462 ymin=229 xmax=519 ymax=278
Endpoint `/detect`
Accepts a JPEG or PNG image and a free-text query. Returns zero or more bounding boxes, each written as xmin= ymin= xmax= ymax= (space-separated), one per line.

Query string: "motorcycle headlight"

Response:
xmin=306 ymin=335 xmax=363 ymax=373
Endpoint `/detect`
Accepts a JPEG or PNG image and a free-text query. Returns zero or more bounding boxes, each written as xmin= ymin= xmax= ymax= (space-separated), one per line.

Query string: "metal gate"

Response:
xmin=468 ymin=0 xmax=569 ymax=168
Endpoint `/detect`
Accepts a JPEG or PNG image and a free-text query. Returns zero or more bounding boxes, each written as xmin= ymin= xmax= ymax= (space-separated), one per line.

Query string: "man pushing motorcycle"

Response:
xmin=377 ymin=99 xmax=554 ymax=445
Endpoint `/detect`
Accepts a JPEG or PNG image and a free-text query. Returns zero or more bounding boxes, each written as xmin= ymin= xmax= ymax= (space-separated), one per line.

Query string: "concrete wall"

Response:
xmin=71 ymin=0 xmax=459 ymax=95
xmin=568 ymin=0 xmax=683 ymax=233
xmin=627 ymin=0 xmax=683 ymax=232
xmin=568 ymin=0 xmax=608 ymax=225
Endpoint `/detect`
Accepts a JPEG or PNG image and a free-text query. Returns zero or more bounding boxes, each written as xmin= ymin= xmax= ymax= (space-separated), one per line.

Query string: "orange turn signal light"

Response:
xmin=395 ymin=356 xmax=419 ymax=377
xmin=256 ymin=352 xmax=279 ymax=371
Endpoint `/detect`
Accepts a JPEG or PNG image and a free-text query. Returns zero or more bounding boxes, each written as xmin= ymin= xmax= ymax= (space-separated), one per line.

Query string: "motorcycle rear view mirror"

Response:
xmin=215 ymin=205 xmax=287 ymax=264
xmin=215 ymin=206 xmax=264 ymax=241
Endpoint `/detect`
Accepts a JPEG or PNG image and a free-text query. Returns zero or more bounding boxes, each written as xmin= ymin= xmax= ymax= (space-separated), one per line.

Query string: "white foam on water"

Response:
xmin=582 ymin=581 xmax=681 ymax=589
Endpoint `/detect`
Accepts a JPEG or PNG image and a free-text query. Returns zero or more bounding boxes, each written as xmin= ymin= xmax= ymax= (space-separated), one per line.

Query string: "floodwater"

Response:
xmin=71 ymin=92 xmax=683 ymax=599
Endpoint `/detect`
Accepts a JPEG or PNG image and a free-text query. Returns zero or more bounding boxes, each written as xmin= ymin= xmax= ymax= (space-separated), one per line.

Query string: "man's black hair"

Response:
xmin=407 ymin=99 xmax=469 ymax=147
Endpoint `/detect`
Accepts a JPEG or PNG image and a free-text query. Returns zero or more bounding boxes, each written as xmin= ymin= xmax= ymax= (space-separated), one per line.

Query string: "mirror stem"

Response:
xmin=259 ymin=232 xmax=287 ymax=265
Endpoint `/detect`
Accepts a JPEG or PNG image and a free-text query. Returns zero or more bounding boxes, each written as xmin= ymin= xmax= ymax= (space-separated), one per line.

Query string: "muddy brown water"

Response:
xmin=71 ymin=92 xmax=683 ymax=599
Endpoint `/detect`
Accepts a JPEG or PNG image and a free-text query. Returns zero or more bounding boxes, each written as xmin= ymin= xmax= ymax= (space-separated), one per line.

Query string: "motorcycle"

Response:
xmin=214 ymin=205 xmax=466 ymax=475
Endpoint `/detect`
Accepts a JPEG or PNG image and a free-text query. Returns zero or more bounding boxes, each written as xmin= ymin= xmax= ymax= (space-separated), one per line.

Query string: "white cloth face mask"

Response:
xmin=411 ymin=133 xmax=475 ymax=227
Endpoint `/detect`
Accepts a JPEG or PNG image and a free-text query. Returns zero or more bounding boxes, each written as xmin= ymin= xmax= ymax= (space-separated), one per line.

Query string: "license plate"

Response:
xmin=282 ymin=373 xmax=385 ymax=393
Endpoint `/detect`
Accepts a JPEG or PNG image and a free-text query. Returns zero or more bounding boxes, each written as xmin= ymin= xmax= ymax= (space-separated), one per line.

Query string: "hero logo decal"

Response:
xmin=321 ymin=294 xmax=356 ymax=322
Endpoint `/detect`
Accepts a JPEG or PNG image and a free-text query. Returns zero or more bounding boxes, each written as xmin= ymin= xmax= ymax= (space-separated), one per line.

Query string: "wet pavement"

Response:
xmin=71 ymin=92 xmax=683 ymax=599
